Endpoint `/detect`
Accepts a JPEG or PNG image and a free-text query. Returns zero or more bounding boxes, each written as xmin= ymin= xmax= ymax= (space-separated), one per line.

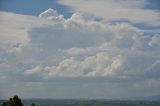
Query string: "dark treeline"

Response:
xmin=0 ymin=95 xmax=38 ymax=106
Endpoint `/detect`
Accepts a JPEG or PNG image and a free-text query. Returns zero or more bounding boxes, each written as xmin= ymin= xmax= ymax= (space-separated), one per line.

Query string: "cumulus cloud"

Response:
xmin=39 ymin=8 xmax=64 ymax=21
xmin=42 ymin=53 xmax=122 ymax=78
xmin=0 ymin=7 xmax=160 ymax=98
xmin=1 ymin=9 xmax=160 ymax=79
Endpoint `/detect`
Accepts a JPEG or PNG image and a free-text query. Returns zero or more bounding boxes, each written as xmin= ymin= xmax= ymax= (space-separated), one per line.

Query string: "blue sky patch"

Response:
xmin=0 ymin=0 xmax=72 ymax=17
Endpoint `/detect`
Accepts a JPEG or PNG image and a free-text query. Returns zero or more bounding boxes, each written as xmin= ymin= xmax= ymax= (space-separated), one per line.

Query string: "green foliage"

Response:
xmin=31 ymin=103 xmax=39 ymax=106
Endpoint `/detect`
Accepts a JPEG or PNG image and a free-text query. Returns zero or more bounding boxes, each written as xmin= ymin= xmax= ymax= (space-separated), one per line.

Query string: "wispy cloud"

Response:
xmin=58 ymin=0 xmax=160 ymax=26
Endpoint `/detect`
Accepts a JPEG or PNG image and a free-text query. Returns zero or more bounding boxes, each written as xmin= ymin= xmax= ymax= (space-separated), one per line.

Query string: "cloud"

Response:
xmin=58 ymin=0 xmax=160 ymax=26
xmin=1 ymin=9 xmax=160 ymax=79
xmin=0 ymin=11 xmax=55 ymax=54
xmin=149 ymin=34 xmax=160 ymax=50
xmin=39 ymin=8 xmax=64 ymax=22
xmin=23 ymin=65 xmax=42 ymax=75
xmin=42 ymin=53 xmax=122 ymax=78
xmin=0 ymin=8 xmax=160 ymax=98
xmin=146 ymin=60 xmax=160 ymax=78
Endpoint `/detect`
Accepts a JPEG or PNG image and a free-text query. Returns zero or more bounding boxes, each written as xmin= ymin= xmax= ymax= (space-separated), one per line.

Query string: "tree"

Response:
xmin=0 ymin=95 xmax=23 ymax=106
xmin=31 ymin=103 xmax=38 ymax=106
xmin=0 ymin=102 xmax=7 ymax=106
xmin=12 ymin=95 xmax=23 ymax=106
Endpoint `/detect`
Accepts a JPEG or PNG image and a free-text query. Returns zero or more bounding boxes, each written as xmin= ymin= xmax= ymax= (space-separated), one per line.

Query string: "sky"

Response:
xmin=0 ymin=0 xmax=160 ymax=99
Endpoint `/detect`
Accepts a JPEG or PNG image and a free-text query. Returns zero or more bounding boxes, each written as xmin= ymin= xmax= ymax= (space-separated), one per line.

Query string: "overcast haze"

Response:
xmin=0 ymin=0 xmax=160 ymax=99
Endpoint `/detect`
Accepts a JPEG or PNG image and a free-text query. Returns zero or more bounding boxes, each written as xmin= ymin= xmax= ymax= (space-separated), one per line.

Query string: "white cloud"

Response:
xmin=58 ymin=0 xmax=160 ymax=26
xmin=0 ymin=8 xmax=160 ymax=98
xmin=1 ymin=9 xmax=160 ymax=79
xmin=149 ymin=34 xmax=160 ymax=50
xmin=39 ymin=8 xmax=64 ymax=22
xmin=23 ymin=65 xmax=42 ymax=75
xmin=59 ymin=47 xmax=87 ymax=55
xmin=42 ymin=52 xmax=122 ymax=78
xmin=0 ymin=11 xmax=55 ymax=53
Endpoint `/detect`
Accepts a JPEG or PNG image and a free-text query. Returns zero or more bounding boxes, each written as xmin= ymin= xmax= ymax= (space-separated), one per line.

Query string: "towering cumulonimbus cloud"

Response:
xmin=0 ymin=5 xmax=160 ymax=98
xmin=1 ymin=8 xmax=159 ymax=79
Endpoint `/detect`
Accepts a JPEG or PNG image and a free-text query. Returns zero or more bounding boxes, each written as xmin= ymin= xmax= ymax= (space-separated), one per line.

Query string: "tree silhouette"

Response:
xmin=12 ymin=95 xmax=23 ymax=106
xmin=0 ymin=102 xmax=7 ymax=106
xmin=31 ymin=103 xmax=37 ymax=106
xmin=0 ymin=95 xmax=23 ymax=106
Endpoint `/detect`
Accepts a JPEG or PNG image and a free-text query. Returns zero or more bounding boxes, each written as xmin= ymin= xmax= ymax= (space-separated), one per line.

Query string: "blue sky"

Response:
xmin=0 ymin=0 xmax=160 ymax=16
xmin=145 ymin=0 xmax=160 ymax=10
xmin=0 ymin=0 xmax=160 ymax=99
xmin=0 ymin=0 xmax=159 ymax=30
xmin=0 ymin=0 xmax=71 ymax=17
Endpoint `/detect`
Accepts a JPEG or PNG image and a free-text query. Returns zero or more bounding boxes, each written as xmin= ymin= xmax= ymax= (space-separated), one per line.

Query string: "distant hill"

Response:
xmin=21 ymin=99 xmax=160 ymax=106
xmin=1 ymin=98 xmax=160 ymax=106
xmin=123 ymin=95 xmax=160 ymax=101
